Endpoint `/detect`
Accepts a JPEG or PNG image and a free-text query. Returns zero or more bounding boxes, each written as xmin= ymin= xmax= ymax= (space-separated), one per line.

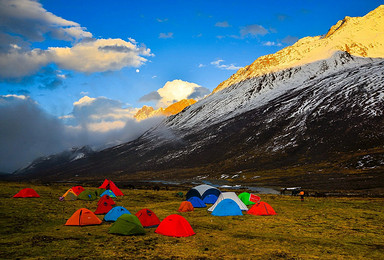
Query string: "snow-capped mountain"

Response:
xmin=13 ymin=6 xmax=384 ymax=191
xmin=13 ymin=146 xmax=94 ymax=175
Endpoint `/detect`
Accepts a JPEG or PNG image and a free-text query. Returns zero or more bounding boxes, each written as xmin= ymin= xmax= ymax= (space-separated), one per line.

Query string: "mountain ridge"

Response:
xmin=213 ymin=5 xmax=384 ymax=93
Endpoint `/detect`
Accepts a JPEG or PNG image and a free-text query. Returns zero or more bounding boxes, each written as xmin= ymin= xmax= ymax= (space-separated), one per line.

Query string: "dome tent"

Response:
xmin=109 ymin=214 xmax=145 ymax=236
xmin=13 ymin=188 xmax=40 ymax=198
xmin=211 ymin=199 xmax=243 ymax=216
xmin=178 ymin=201 xmax=194 ymax=212
xmin=238 ymin=192 xmax=260 ymax=206
xmin=65 ymin=208 xmax=102 ymax=226
xmin=100 ymin=190 xmax=116 ymax=198
xmin=208 ymin=192 xmax=248 ymax=211
xmin=247 ymin=201 xmax=277 ymax=216
xmin=202 ymin=194 xmax=218 ymax=204
xmin=70 ymin=186 xmax=85 ymax=195
xmin=98 ymin=195 xmax=116 ymax=206
xmin=99 ymin=179 xmax=124 ymax=196
xmin=104 ymin=206 xmax=131 ymax=222
xmin=186 ymin=184 xmax=221 ymax=200
xmin=94 ymin=201 xmax=114 ymax=215
xmin=155 ymin=214 xmax=195 ymax=237
xmin=187 ymin=197 xmax=206 ymax=208
xmin=77 ymin=190 xmax=97 ymax=201
xmin=135 ymin=208 xmax=161 ymax=228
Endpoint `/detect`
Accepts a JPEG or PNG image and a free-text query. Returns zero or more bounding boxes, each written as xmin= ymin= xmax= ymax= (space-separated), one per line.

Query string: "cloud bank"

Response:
xmin=0 ymin=95 xmax=162 ymax=173
xmin=0 ymin=0 xmax=152 ymax=80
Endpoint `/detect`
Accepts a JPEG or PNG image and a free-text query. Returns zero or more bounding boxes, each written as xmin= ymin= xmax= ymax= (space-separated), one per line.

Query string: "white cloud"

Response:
xmin=263 ymin=41 xmax=282 ymax=47
xmin=67 ymin=96 xmax=139 ymax=132
xmin=159 ymin=32 xmax=174 ymax=39
xmin=0 ymin=1 xmax=152 ymax=79
xmin=49 ymin=38 xmax=152 ymax=73
xmin=215 ymin=21 xmax=230 ymax=28
xmin=211 ymin=59 xmax=242 ymax=70
xmin=240 ymin=24 xmax=268 ymax=37
xmin=139 ymin=79 xmax=210 ymax=108
xmin=0 ymin=0 xmax=92 ymax=42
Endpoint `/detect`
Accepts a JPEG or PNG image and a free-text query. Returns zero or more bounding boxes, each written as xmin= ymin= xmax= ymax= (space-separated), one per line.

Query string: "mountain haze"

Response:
xmin=13 ymin=6 xmax=384 ymax=192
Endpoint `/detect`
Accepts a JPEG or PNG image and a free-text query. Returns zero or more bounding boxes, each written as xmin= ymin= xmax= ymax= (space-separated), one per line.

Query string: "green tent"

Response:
xmin=77 ymin=190 xmax=97 ymax=201
xmin=238 ymin=192 xmax=258 ymax=206
xmin=94 ymin=188 xmax=106 ymax=197
xmin=109 ymin=214 xmax=146 ymax=236
xmin=64 ymin=191 xmax=77 ymax=201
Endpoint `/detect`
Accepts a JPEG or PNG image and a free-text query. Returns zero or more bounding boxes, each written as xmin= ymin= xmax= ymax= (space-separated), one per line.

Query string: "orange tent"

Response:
xmin=247 ymin=201 xmax=276 ymax=216
xmin=177 ymin=201 xmax=194 ymax=212
xmin=99 ymin=179 xmax=124 ymax=196
xmin=13 ymin=188 xmax=40 ymax=198
xmin=65 ymin=208 xmax=102 ymax=226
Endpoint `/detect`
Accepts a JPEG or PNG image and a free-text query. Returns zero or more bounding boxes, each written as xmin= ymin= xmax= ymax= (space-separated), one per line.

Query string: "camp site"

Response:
xmin=0 ymin=181 xmax=383 ymax=259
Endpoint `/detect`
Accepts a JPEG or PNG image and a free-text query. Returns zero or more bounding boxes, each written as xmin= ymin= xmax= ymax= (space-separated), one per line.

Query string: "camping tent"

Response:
xmin=94 ymin=201 xmax=114 ymax=215
xmin=211 ymin=199 xmax=243 ymax=216
xmin=100 ymin=190 xmax=116 ymax=198
xmin=208 ymin=192 xmax=248 ymax=211
xmin=109 ymin=214 xmax=145 ymax=236
xmin=94 ymin=188 xmax=106 ymax=197
xmin=187 ymin=197 xmax=206 ymax=208
xmin=202 ymin=194 xmax=218 ymax=204
xmin=178 ymin=201 xmax=194 ymax=212
xmin=77 ymin=190 xmax=97 ymax=201
xmin=63 ymin=189 xmax=77 ymax=201
xmin=99 ymin=179 xmax=124 ymax=196
xmin=13 ymin=188 xmax=40 ymax=198
xmin=70 ymin=186 xmax=85 ymax=195
xmin=155 ymin=214 xmax=195 ymax=237
xmin=98 ymin=195 xmax=116 ymax=206
xmin=104 ymin=206 xmax=131 ymax=222
xmin=238 ymin=192 xmax=260 ymax=206
xmin=186 ymin=184 xmax=221 ymax=200
xmin=65 ymin=208 xmax=102 ymax=226
xmin=247 ymin=201 xmax=276 ymax=216
xmin=135 ymin=208 xmax=161 ymax=228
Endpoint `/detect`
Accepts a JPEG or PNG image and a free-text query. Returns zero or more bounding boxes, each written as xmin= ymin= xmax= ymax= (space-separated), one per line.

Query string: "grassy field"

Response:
xmin=0 ymin=182 xmax=383 ymax=259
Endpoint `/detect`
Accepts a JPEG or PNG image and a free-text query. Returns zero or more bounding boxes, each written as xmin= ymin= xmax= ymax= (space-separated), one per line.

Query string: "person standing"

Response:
xmin=299 ymin=190 xmax=305 ymax=202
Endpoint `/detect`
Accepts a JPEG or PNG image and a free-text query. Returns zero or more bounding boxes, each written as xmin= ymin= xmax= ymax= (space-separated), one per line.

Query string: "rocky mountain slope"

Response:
xmin=134 ymin=99 xmax=196 ymax=121
xmin=12 ymin=6 xmax=384 ymax=192
xmin=214 ymin=5 xmax=384 ymax=93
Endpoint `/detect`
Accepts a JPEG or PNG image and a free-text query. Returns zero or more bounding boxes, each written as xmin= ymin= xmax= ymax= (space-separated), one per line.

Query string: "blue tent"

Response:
xmin=104 ymin=206 xmax=131 ymax=222
xmin=100 ymin=189 xmax=117 ymax=198
xmin=211 ymin=199 xmax=243 ymax=216
xmin=203 ymin=194 xmax=218 ymax=204
xmin=187 ymin=196 xmax=206 ymax=208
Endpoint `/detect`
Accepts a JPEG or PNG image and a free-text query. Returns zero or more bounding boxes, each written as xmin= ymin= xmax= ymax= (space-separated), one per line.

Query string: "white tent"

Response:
xmin=208 ymin=192 xmax=248 ymax=211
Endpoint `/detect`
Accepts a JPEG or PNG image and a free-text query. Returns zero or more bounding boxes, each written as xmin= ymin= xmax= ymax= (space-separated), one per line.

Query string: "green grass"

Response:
xmin=0 ymin=182 xmax=383 ymax=259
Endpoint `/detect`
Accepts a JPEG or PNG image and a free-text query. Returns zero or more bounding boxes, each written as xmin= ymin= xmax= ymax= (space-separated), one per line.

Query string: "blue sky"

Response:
xmin=0 ymin=0 xmax=382 ymax=172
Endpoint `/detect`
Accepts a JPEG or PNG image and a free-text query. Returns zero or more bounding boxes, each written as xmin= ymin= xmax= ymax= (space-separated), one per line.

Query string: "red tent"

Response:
xmin=155 ymin=214 xmax=195 ymax=237
xmin=71 ymin=186 xmax=85 ymax=195
xmin=94 ymin=201 xmax=114 ymax=215
xmin=177 ymin=201 xmax=194 ymax=212
xmin=98 ymin=195 xmax=116 ymax=206
xmin=13 ymin=188 xmax=40 ymax=198
xmin=247 ymin=201 xmax=277 ymax=216
xmin=135 ymin=208 xmax=161 ymax=228
xmin=99 ymin=179 xmax=124 ymax=196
